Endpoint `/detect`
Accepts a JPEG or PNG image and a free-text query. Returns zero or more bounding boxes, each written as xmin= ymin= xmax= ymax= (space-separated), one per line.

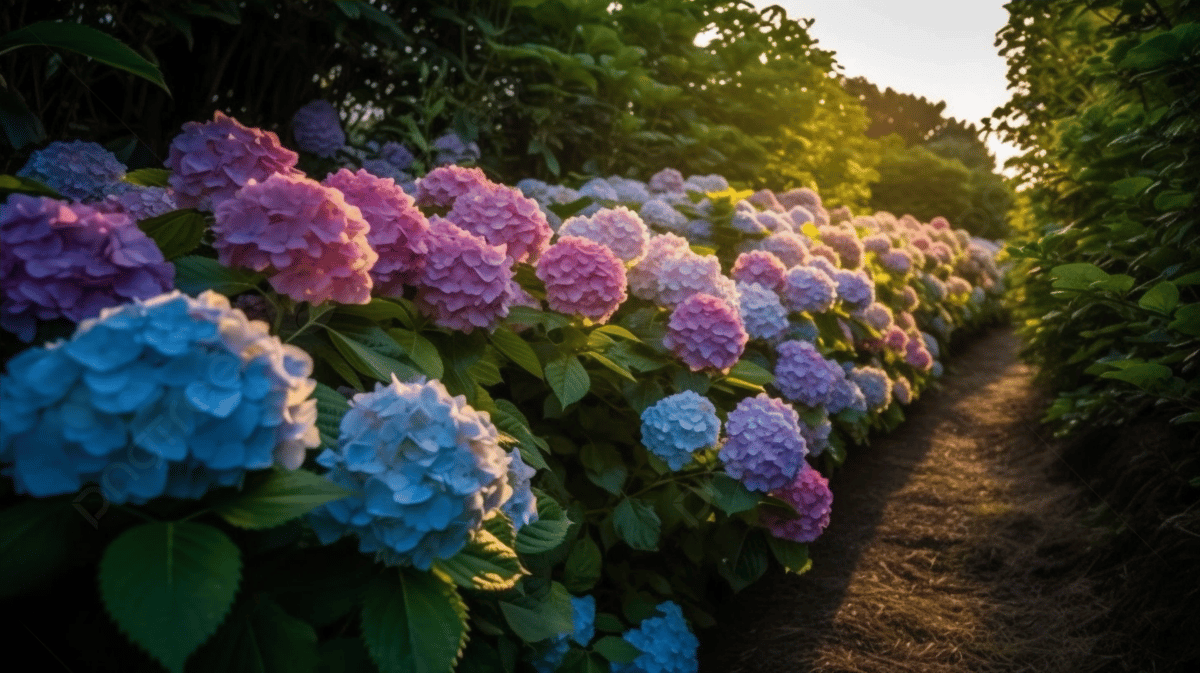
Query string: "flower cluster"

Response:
xmin=500 ymin=449 xmax=539 ymax=530
xmin=639 ymin=199 xmax=688 ymax=232
xmin=0 ymin=291 xmax=319 ymax=503
xmin=799 ymin=414 xmax=832 ymax=456
xmin=761 ymin=462 xmax=833 ymax=543
xmin=291 ymin=100 xmax=345 ymax=158
xmin=559 ymin=206 xmax=650 ymax=263
xmin=18 ymin=140 xmax=126 ymax=201
xmin=737 ymin=282 xmax=789 ymax=342
xmin=758 ymin=232 xmax=809 ymax=267
xmin=782 ymin=266 xmax=836 ymax=314
xmin=212 ymin=173 xmax=376 ymax=304
xmin=1 ymin=196 xmax=174 ymax=342
xmin=416 ymin=165 xmax=493 ymax=209
xmin=719 ymin=393 xmax=807 ymax=492
xmin=849 ymin=366 xmax=892 ymax=413
xmin=774 ymin=340 xmax=841 ymax=408
xmin=831 ymin=269 xmax=875 ymax=311
xmin=640 ymin=391 xmax=721 ymax=470
xmin=308 ymin=377 xmax=512 ymax=570
xmin=97 ymin=185 xmax=180 ymax=222
xmin=819 ymin=225 xmax=864 ymax=268
xmin=167 ymin=111 xmax=301 ymax=212
xmin=731 ymin=251 xmax=787 ymax=293
xmin=648 ymin=168 xmax=684 ymax=194
xmin=663 ymin=294 xmax=747 ymax=373
xmin=611 ymin=602 xmax=699 ymax=673
xmin=536 ymin=236 xmax=627 ymax=324
xmin=415 ymin=219 xmax=514 ymax=332
xmin=432 ymin=133 xmax=481 ymax=166
xmin=532 ymin=595 xmax=597 ymax=673
xmin=627 ymin=234 xmax=692 ymax=301
xmin=653 ymin=250 xmax=736 ymax=309
xmin=446 ymin=183 xmax=552 ymax=264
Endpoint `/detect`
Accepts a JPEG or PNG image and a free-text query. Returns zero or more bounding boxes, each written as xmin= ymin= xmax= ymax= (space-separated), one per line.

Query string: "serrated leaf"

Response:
xmin=613 ymin=498 xmax=660 ymax=551
xmin=137 ymin=208 xmax=207 ymax=258
xmin=214 ymin=469 xmax=352 ymax=529
xmin=173 ymin=255 xmax=262 ymax=295
xmin=709 ymin=474 xmax=760 ymax=515
xmin=0 ymin=497 xmax=80 ymax=597
xmin=433 ymin=513 xmax=525 ymax=592
xmin=0 ymin=21 xmax=170 ymax=93
xmin=499 ymin=581 xmax=574 ymax=642
xmin=561 ymin=535 xmax=601 ymax=593
xmin=765 ymin=536 xmax=812 ymax=575
xmin=490 ymin=327 xmax=544 ymax=379
xmin=188 ymin=593 xmax=318 ymax=673
xmin=1138 ymin=281 xmax=1179 ymax=314
xmin=545 ymin=354 xmax=590 ymax=407
xmin=388 ymin=327 xmax=444 ymax=378
xmin=99 ymin=522 xmax=241 ymax=673
xmin=362 ymin=569 xmax=468 ymax=673
xmin=592 ymin=635 xmax=639 ymax=663
xmin=328 ymin=328 xmax=419 ymax=383
xmin=312 ymin=381 xmax=350 ymax=449
xmin=490 ymin=399 xmax=550 ymax=471
xmin=516 ymin=491 xmax=572 ymax=554
xmin=124 ymin=167 xmax=171 ymax=187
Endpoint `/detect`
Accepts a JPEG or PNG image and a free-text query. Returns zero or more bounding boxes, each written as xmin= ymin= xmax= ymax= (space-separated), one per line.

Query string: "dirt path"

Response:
xmin=700 ymin=327 xmax=1109 ymax=673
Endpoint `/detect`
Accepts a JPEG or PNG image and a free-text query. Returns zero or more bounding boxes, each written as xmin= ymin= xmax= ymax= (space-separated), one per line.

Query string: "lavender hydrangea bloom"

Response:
xmin=759 ymin=232 xmax=809 ymax=267
xmin=308 ymin=377 xmax=511 ymax=569
xmin=415 ymin=219 xmax=515 ymax=332
xmin=732 ymin=251 xmax=787 ymax=293
xmin=359 ymin=159 xmax=409 ymax=182
xmin=762 ymin=462 xmax=833 ymax=543
xmin=799 ymin=414 xmax=832 ymax=456
xmin=653 ymin=251 xmax=728 ymax=309
xmin=648 ymin=168 xmax=685 ymax=194
xmin=416 ymin=165 xmax=493 ymax=209
xmin=640 ymin=391 xmax=720 ymax=470
xmin=611 ymin=602 xmax=699 ymax=673
xmin=777 ymin=187 xmax=821 ymax=212
xmin=719 ymin=393 xmax=806 ymax=493
xmin=782 ymin=266 xmax=836 ymax=314
xmin=905 ymin=338 xmax=934 ymax=372
xmin=291 ymin=100 xmax=345 ymax=157
xmin=500 ymin=449 xmax=538 ymax=530
xmin=639 ymin=198 xmax=689 ymax=232
xmin=537 ymin=236 xmax=627 ymax=324
xmin=849 ymin=366 xmax=892 ymax=413
xmin=862 ymin=234 xmax=891 ymax=254
xmin=607 ymin=176 xmax=652 ymax=203
xmin=579 ymin=177 xmax=619 ymax=202
xmin=731 ymin=211 xmax=767 ymax=234
xmin=432 ymin=133 xmax=481 ymax=165
xmin=663 ymin=294 xmax=747 ymax=374
xmin=627 ymin=233 xmax=691 ymax=301
xmin=737 ymin=282 xmax=789 ymax=342
xmin=830 ymin=269 xmax=875 ymax=311
xmin=900 ymin=285 xmax=920 ymax=312
xmin=774 ymin=340 xmax=841 ymax=408
xmin=826 ymin=370 xmax=867 ymax=415
xmin=0 ymin=290 xmax=320 ymax=503
xmin=683 ymin=174 xmax=729 ymax=193
xmin=559 ymin=206 xmax=650 ymax=263
xmin=447 ymin=183 xmax=552 ymax=264
xmin=858 ymin=302 xmax=894 ymax=331
xmin=96 ymin=186 xmax=179 ymax=222
xmin=819 ymin=226 xmax=865 ymax=269
xmin=893 ymin=375 xmax=913 ymax=404
xmin=18 ymin=140 xmax=125 ymax=201
xmin=380 ymin=141 xmax=415 ymax=170
xmin=1 ymin=196 xmax=174 ymax=342
xmin=532 ymin=595 xmax=598 ymax=673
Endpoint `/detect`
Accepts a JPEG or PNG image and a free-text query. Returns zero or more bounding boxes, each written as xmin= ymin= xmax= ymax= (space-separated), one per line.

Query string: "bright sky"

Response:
xmin=750 ymin=0 xmax=1019 ymax=168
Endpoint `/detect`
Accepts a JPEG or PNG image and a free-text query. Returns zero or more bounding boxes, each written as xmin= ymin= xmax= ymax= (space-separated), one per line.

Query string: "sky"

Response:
xmin=750 ymin=0 xmax=1019 ymax=168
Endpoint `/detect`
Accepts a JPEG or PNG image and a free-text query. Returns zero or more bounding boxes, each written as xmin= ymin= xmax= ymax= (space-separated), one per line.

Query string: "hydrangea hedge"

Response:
xmin=0 ymin=110 xmax=1005 ymax=673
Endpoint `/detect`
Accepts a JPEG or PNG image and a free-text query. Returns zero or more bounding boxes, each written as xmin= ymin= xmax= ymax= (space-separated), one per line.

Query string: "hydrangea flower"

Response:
xmin=663 ymin=294 xmax=747 ymax=374
xmin=308 ymin=377 xmax=511 ymax=569
xmin=737 ymin=282 xmax=789 ymax=342
xmin=379 ymin=141 xmax=415 ymax=171
xmin=900 ymin=285 xmax=920 ymax=312
xmin=858 ymin=302 xmax=894 ymax=331
xmin=731 ymin=211 xmax=767 ymax=234
xmin=762 ymin=462 xmax=832 ymax=543
xmin=323 ymin=168 xmax=430 ymax=295
xmin=799 ymin=414 xmax=832 ymax=456
xmin=946 ymin=275 xmax=972 ymax=297
xmin=787 ymin=206 xmax=815 ymax=227
xmin=892 ymin=375 xmax=913 ymax=404
xmin=213 ymin=173 xmax=376 ymax=304
xmin=923 ymin=274 xmax=948 ymax=302
xmin=830 ymin=269 xmax=875 ymax=311
xmin=759 ymin=232 xmax=809 ymax=267
xmin=611 ymin=602 xmax=699 ymax=673
xmin=579 ymin=177 xmax=619 ymax=202
xmin=627 ymin=233 xmax=691 ymax=301
xmin=291 ymin=100 xmax=345 ymax=158
xmin=807 ymin=243 xmax=839 ymax=266
xmin=416 ymin=165 xmax=493 ymax=209
xmin=777 ymin=187 xmax=821 ymax=212
xmin=607 ymin=176 xmax=651 ymax=203
xmin=560 ymin=206 xmax=650 ymax=263
xmin=883 ymin=326 xmax=909 ymax=352
xmin=921 ymin=332 xmax=941 ymax=359
xmin=648 ymin=168 xmax=684 ymax=193
xmin=904 ymin=338 xmax=934 ymax=371
xmin=862 ymin=234 xmax=891 ymax=254
xmin=532 ymin=595 xmax=597 ymax=673
xmin=1 ymin=196 xmax=174 ymax=342
xmin=432 ymin=133 xmax=481 ymax=165
xmin=415 ymin=219 xmax=515 ymax=332
xmin=929 ymin=241 xmax=954 ymax=265
xmin=167 ymin=111 xmax=301 ymax=212
xmin=500 ymin=449 xmax=538 ymax=530
xmin=19 ymin=141 xmax=125 ymax=202
xmin=719 ymin=393 xmax=806 ymax=492
xmin=639 ymin=198 xmax=689 ymax=232
xmin=732 ymin=251 xmax=787 ymax=293
xmin=96 ymin=185 xmax=179 ymax=222
xmin=825 ymin=368 xmax=866 ymax=416
xmin=782 ymin=266 xmax=836 ymax=314
xmin=774 ymin=340 xmax=840 ymax=408
xmin=359 ymin=159 xmax=409 ymax=182
xmin=749 ymin=189 xmax=785 ymax=213
xmin=536 ymin=236 xmax=627 ymax=324
xmin=653 ymin=251 xmax=732 ymax=309
xmin=807 ymin=256 xmax=838 ymax=278
xmin=640 ymin=391 xmax=720 ymax=470
xmin=819 ymin=226 xmax=864 ymax=268
xmin=931 ymin=361 xmax=945 ymax=378
xmin=849 ymin=366 xmax=892 ymax=413
xmin=0 ymin=290 xmax=319 ymax=503
xmin=447 ymin=183 xmax=552 ymax=264
xmin=683 ymin=174 xmax=728 ymax=192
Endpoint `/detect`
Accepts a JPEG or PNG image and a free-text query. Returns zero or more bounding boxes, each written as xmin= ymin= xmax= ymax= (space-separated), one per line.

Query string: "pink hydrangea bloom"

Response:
xmin=819 ymin=225 xmax=864 ymax=269
xmin=807 ymin=243 xmax=840 ymax=266
xmin=762 ymin=462 xmax=832 ymax=543
xmin=415 ymin=165 xmax=493 ymax=209
xmin=559 ymin=206 xmax=649 ymax=263
xmin=415 ymin=219 xmax=514 ymax=332
xmin=213 ymin=173 xmax=376 ymax=304
xmin=758 ymin=231 xmax=810 ymax=267
xmin=167 ymin=111 xmax=301 ymax=212
xmin=536 ymin=236 xmax=627 ymax=323
xmin=905 ymin=337 xmax=934 ymax=371
xmin=628 ymin=233 xmax=691 ymax=301
xmin=895 ymin=311 xmax=917 ymax=331
xmin=445 ymin=183 xmax=551 ymax=264
xmin=880 ymin=249 xmax=913 ymax=273
xmin=883 ymin=326 xmax=909 ymax=352
xmin=654 ymin=250 xmax=728 ymax=309
xmin=930 ymin=216 xmax=950 ymax=230
xmin=731 ymin=250 xmax=787 ymax=293
xmin=777 ymin=187 xmax=821 ymax=212
xmin=648 ymin=168 xmax=685 ymax=193
xmin=749 ymin=189 xmax=785 ymax=212
xmin=663 ymin=293 xmax=747 ymax=373
xmin=929 ymin=241 xmax=954 ymax=265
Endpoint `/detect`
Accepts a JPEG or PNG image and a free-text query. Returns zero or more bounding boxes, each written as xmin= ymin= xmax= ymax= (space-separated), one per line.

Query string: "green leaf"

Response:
xmin=500 ymin=581 xmax=574 ymax=643
xmin=1154 ymin=191 xmax=1194 ymax=212
xmin=137 ymin=208 xmax=207 ymax=259
xmin=595 ymin=324 xmax=639 ymax=341
xmin=1050 ymin=262 xmax=1109 ymax=290
xmin=173 ymin=256 xmax=262 ymax=296
xmin=362 ymin=569 xmax=469 ymax=673
xmin=0 ymin=89 xmax=46 ymax=150
xmin=339 ymin=298 xmax=415 ymax=326
xmin=433 ymin=513 xmax=526 ymax=592
xmin=0 ymin=497 xmax=80 ymax=597
xmin=1169 ymin=303 xmax=1200 ymax=336
xmin=388 ymin=327 xmax=444 ymax=378
xmin=726 ymin=359 xmax=774 ymax=386
xmin=1118 ymin=31 xmax=1180 ymax=70
xmin=580 ymin=443 xmax=627 ymax=495
xmin=490 ymin=326 xmax=544 ymax=379
xmin=0 ymin=21 xmax=170 ymax=93
xmin=592 ymin=635 xmax=639 ymax=663
xmin=99 ymin=522 xmax=242 ymax=673
xmin=490 ymin=399 xmax=550 ymax=471
xmin=123 ymin=167 xmax=171 ymax=187
xmin=1099 ymin=362 xmax=1172 ymax=389
xmin=516 ymin=491 xmax=572 ymax=554
xmin=0 ymin=173 xmax=58 ymax=197
xmin=613 ymin=498 xmax=660 ymax=551
xmin=214 ymin=468 xmax=352 ymax=529
xmin=312 ymin=381 xmax=350 ymax=449
xmin=709 ymin=474 xmax=760 ymax=515
xmin=188 ymin=594 xmax=318 ymax=673
xmin=545 ymin=354 xmax=590 ymax=407
xmin=1138 ymin=281 xmax=1179 ymax=315
xmin=583 ymin=351 xmax=637 ymax=382
xmin=765 ymin=536 xmax=812 ymax=575
xmin=1108 ymin=176 xmax=1153 ymax=200
xmin=1093 ymin=274 xmax=1135 ymax=293
xmin=718 ymin=530 xmax=769 ymax=592
xmin=562 ymin=535 xmax=602 ymax=593
xmin=328 ymin=328 xmax=419 ymax=383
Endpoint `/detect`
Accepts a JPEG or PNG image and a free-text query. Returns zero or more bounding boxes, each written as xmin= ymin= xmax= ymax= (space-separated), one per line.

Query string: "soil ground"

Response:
xmin=699 ymin=327 xmax=1200 ymax=673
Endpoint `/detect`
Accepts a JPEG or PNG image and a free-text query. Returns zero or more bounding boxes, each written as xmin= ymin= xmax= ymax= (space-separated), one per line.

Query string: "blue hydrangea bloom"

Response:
xmin=292 ymin=100 xmax=346 ymax=158
xmin=500 ymin=449 xmax=539 ymax=531
xmin=0 ymin=291 xmax=319 ymax=504
xmin=849 ymin=366 xmax=892 ymax=413
xmin=774 ymin=340 xmax=841 ymax=408
xmin=308 ymin=377 xmax=512 ymax=569
xmin=432 ymin=133 xmax=481 ymax=165
xmin=380 ymin=141 xmax=415 ymax=171
xmin=831 ymin=269 xmax=875 ymax=310
xmin=611 ymin=601 xmax=699 ymax=673
xmin=531 ymin=595 xmax=597 ymax=673
xmin=18 ymin=140 xmax=126 ymax=201
xmin=800 ymin=414 xmax=833 ymax=456
xmin=736 ymin=282 xmax=789 ymax=342
xmin=827 ymin=370 xmax=867 ymax=415
xmin=640 ymin=391 xmax=721 ymax=471
xmin=783 ymin=266 xmax=836 ymax=314
xmin=719 ymin=393 xmax=807 ymax=492
xmin=639 ymin=198 xmax=688 ymax=232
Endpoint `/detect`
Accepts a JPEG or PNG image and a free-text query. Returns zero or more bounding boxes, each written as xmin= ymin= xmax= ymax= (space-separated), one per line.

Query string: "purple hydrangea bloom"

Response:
xmin=719 ymin=393 xmax=806 ymax=492
xmin=893 ymin=375 xmax=913 ymax=404
xmin=18 ymin=140 xmax=125 ymax=201
xmin=731 ymin=211 xmax=767 ymax=234
xmin=309 ymin=377 xmax=511 ymax=569
xmin=777 ymin=187 xmax=821 ymax=212
xmin=782 ymin=266 xmax=836 ymax=314
xmin=447 ymin=183 xmax=552 ymax=264
xmin=500 ymin=449 xmax=539 ymax=530
xmin=819 ymin=225 xmax=864 ymax=269
xmin=415 ymin=219 xmax=515 ymax=333
xmin=732 ymin=251 xmax=787 ymax=293
xmin=611 ymin=601 xmax=699 ymax=673
xmin=560 ymin=206 xmax=650 ymax=263
xmin=537 ymin=236 xmax=627 ymax=324
xmin=432 ymin=132 xmax=481 ymax=165
xmin=639 ymin=198 xmax=689 ymax=232
xmin=858 ymin=302 xmax=894 ymax=331
xmin=532 ymin=595 xmax=598 ymax=673
xmin=167 ymin=111 xmax=301 ymax=212
xmin=607 ymin=176 xmax=652 ymax=203
xmin=921 ymin=331 xmax=941 ymax=359
xmin=828 ymin=372 xmax=867 ymax=415
xmin=291 ymin=100 xmax=346 ymax=158
xmin=774 ymin=340 xmax=841 ymax=408
xmin=923 ymin=274 xmax=948 ymax=302
xmin=807 ymin=243 xmax=839 ymax=266
xmin=653 ymin=251 xmax=730 ymax=309
xmin=380 ymin=141 xmax=415 ymax=170
xmin=758 ymin=232 xmax=809 ymax=267
xmin=807 ymin=256 xmax=838 ymax=278
xmin=579 ymin=177 xmax=620 ymax=203
xmin=648 ymin=168 xmax=685 ymax=194
xmin=905 ymin=338 xmax=934 ymax=372
xmin=683 ymin=173 xmax=729 ymax=193
xmin=416 ymin=165 xmax=493 ymax=209
xmin=640 ymin=391 xmax=720 ymax=470
xmin=663 ymin=294 xmax=747 ymax=374
xmin=830 ymin=269 xmax=875 ymax=311
xmin=627 ymin=233 xmax=691 ymax=301
xmin=799 ymin=414 xmax=832 ymax=456
xmin=96 ymin=185 xmax=179 ymax=222
xmin=359 ymin=159 xmax=409 ymax=182
xmin=787 ymin=206 xmax=815 ymax=228
xmin=849 ymin=366 xmax=892 ymax=413
xmin=0 ymin=290 xmax=320 ymax=503
xmin=862 ymin=234 xmax=891 ymax=254
xmin=883 ymin=326 xmax=909 ymax=352
xmin=737 ymin=282 xmax=789 ymax=342
xmin=900 ymin=285 xmax=920 ymax=312
xmin=749 ymin=189 xmax=785 ymax=213
xmin=1 ymin=196 xmax=174 ymax=342
xmin=762 ymin=462 xmax=832 ymax=543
